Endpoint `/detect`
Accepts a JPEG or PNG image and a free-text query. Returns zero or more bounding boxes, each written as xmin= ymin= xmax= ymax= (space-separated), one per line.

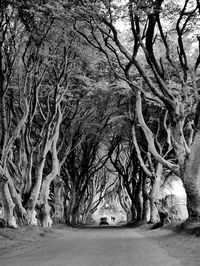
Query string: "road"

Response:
xmin=0 ymin=227 xmax=182 ymax=266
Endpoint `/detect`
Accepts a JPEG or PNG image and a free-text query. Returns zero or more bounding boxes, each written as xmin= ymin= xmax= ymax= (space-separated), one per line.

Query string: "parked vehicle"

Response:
xmin=99 ymin=217 xmax=109 ymax=226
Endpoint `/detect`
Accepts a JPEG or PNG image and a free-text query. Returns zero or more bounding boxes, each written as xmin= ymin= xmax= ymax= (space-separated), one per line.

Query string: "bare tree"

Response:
xmin=70 ymin=0 xmax=200 ymax=223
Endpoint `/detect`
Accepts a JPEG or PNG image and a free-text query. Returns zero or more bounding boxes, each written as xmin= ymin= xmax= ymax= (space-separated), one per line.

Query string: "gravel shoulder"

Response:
xmin=0 ymin=224 xmax=73 ymax=256
xmin=135 ymin=222 xmax=200 ymax=266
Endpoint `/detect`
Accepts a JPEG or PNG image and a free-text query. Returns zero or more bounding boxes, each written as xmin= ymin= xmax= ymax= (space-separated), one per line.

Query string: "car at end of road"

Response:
xmin=99 ymin=217 xmax=109 ymax=226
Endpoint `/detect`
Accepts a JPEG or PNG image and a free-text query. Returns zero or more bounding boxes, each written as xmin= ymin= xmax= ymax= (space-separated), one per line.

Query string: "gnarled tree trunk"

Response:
xmin=0 ymin=179 xmax=16 ymax=227
xmin=26 ymin=157 xmax=47 ymax=225
xmin=183 ymin=131 xmax=200 ymax=221
xmin=8 ymin=178 xmax=28 ymax=226
xmin=134 ymin=186 xmax=143 ymax=221
xmin=65 ymin=185 xmax=76 ymax=224
xmin=38 ymin=178 xmax=53 ymax=227
xmin=52 ymin=177 xmax=64 ymax=223
xmin=170 ymin=113 xmax=200 ymax=222
xmin=149 ymin=163 xmax=162 ymax=223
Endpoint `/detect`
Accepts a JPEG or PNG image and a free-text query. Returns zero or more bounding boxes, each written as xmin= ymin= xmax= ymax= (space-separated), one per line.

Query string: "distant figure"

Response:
xmin=111 ymin=216 xmax=115 ymax=222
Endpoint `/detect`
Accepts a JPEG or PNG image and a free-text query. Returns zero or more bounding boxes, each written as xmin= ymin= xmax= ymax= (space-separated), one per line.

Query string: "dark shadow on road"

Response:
xmin=66 ymin=221 xmax=151 ymax=230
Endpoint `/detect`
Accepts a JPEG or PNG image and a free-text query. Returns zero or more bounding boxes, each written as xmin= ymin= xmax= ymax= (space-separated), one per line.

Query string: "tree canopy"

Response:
xmin=0 ymin=0 xmax=200 ymax=228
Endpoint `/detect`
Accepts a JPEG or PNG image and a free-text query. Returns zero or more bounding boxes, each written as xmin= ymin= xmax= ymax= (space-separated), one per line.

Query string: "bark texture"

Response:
xmin=183 ymin=131 xmax=200 ymax=221
xmin=0 ymin=180 xmax=16 ymax=227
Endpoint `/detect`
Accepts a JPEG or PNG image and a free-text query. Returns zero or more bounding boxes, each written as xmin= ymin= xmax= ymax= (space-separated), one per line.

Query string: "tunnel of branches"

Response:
xmin=1 ymin=0 xmax=200 ymax=228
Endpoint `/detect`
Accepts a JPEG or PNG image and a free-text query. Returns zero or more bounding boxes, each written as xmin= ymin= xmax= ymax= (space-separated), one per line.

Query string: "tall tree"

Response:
xmin=70 ymin=0 xmax=200 ymax=224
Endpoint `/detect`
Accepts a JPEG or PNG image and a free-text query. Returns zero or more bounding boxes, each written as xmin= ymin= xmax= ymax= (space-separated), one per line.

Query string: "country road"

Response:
xmin=0 ymin=227 xmax=182 ymax=266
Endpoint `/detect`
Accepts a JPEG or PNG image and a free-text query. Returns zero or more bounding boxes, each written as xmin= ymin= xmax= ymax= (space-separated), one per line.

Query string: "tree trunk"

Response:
xmin=0 ymin=179 xmax=16 ymax=227
xmin=23 ymin=153 xmax=33 ymax=196
xmin=81 ymin=200 xmax=93 ymax=224
xmin=52 ymin=177 xmax=64 ymax=223
xmin=170 ymin=116 xmax=200 ymax=222
xmin=131 ymin=203 xmax=138 ymax=221
xmin=26 ymin=157 xmax=46 ymax=224
xmin=81 ymin=181 xmax=94 ymax=224
xmin=134 ymin=171 xmax=144 ymax=221
xmin=118 ymin=190 xmax=132 ymax=222
xmin=38 ymin=178 xmax=53 ymax=227
xmin=134 ymin=192 xmax=143 ymax=221
xmin=8 ymin=179 xmax=28 ymax=226
xmin=39 ymin=106 xmax=62 ymax=227
xmin=149 ymin=163 xmax=162 ymax=223
xmin=142 ymin=197 xmax=150 ymax=222
xmin=65 ymin=185 xmax=76 ymax=224
xmin=39 ymin=152 xmax=60 ymax=226
xmin=183 ymin=131 xmax=200 ymax=221
xmin=149 ymin=200 xmax=159 ymax=223
xmin=126 ymin=211 xmax=132 ymax=222
xmin=71 ymin=207 xmax=80 ymax=225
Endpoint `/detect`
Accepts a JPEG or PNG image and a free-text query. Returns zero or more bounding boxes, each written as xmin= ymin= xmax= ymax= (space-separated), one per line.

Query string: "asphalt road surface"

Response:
xmin=0 ymin=227 xmax=182 ymax=266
